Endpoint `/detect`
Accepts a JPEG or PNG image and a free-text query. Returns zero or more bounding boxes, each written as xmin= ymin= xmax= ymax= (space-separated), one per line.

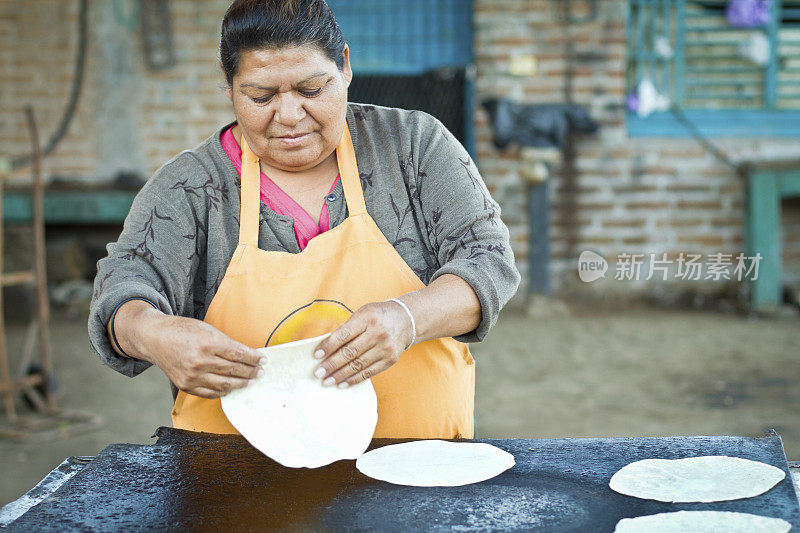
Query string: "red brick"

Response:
xmin=608 ymin=148 xmax=631 ymax=158
xmin=494 ymin=36 xmax=534 ymax=46
xmin=659 ymin=147 xmax=708 ymax=158
xmin=710 ymin=217 xmax=742 ymax=226
xmin=719 ymin=184 xmax=743 ymax=194
xmin=613 ymin=184 xmax=658 ymax=193
xmin=677 ymin=200 xmax=722 ymax=210
xmin=656 ymin=219 xmax=705 ymax=228
xmin=665 ymin=184 xmax=713 ymax=193
xmin=622 ymin=236 xmax=648 ymax=245
xmin=626 ymin=202 xmax=671 ymax=210
xmin=698 ymin=167 xmax=736 ymax=177
xmin=677 ymin=236 xmax=726 ymax=246
xmin=552 ymin=201 xmax=615 ymax=210
xmin=603 ymin=218 xmax=647 ymax=228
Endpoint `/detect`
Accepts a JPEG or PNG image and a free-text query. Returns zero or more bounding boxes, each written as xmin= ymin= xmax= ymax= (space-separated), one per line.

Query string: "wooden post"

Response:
xmin=26 ymin=106 xmax=54 ymax=411
xmin=0 ymin=159 xmax=16 ymax=422
xmin=746 ymin=170 xmax=781 ymax=312
xmin=741 ymin=159 xmax=800 ymax=311
xmin=521 ymin=148 xmax=561 ymax=298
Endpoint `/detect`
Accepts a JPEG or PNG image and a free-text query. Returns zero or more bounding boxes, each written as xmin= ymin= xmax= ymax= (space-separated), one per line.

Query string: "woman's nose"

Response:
xmin=274 ymin=93 xmax=305 ymax=126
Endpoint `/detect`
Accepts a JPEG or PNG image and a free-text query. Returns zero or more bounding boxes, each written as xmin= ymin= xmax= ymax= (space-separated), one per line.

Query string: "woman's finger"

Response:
xmin=215 ymin=338 xmax=265 ymax=367
xmin=205 ymin=357 xmax=263 ymax=380
xmin=323 ymin=344 xmax=388 ymax=386
xmin=314 ymin=333 xmax=376 ymax=385
xmin=190 ymin=386 xmax=225 ymax=399
xmin=344 ymin=359 xmax=390 ymax=386
xmin=314 ymin=315 xmax=368 ymax=361
xmin=200 ymin=373 xmax=252 ymax=396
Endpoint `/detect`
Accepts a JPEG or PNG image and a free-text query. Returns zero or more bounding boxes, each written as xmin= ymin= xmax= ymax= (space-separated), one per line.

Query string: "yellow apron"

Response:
xmin=171 ymin=123 xmax=475 ymax=438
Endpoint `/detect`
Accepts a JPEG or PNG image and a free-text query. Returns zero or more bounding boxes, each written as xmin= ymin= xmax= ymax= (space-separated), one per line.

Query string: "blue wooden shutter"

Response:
xmin=777 ymin=0 xmax=800 ymax=107
xmin=627 ymin=0 xmax=800 ymax=111
xmin=326 ymin=0 xmax=473 ymax=75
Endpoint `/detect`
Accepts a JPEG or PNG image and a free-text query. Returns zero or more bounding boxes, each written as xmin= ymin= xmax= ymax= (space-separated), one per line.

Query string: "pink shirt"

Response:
xmin=220 ymin=125 xmax=339 ymax=250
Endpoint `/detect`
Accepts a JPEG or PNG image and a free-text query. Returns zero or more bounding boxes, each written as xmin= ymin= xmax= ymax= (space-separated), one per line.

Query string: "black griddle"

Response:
xmin=6 ymin=428 xmax=800 ymax=532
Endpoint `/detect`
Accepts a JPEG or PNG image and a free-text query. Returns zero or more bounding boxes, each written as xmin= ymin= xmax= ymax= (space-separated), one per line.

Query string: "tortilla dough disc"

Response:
xmin=609 ymin=456 xmax=786 ymax=503
xmin=614 ymin=511 xmax=791 ymax=533
xmin=221 ymin=333 xmax=378 ymax=468
xmin=355 ymin=440 xmax=516 ymax=487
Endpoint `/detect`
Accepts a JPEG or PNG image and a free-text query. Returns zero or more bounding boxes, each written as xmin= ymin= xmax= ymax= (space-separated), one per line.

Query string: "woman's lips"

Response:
xmin=275 ymin=133 xmax=310 ymax=147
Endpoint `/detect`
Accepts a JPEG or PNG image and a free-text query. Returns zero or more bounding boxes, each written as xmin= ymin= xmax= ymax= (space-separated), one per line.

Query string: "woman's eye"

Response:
xmin=250 ymin=88 xmax=319 ymax=103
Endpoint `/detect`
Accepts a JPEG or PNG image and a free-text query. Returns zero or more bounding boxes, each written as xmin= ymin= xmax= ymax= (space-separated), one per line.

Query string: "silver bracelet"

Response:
xmin=386 ymin=298 xmax=416 ymax=350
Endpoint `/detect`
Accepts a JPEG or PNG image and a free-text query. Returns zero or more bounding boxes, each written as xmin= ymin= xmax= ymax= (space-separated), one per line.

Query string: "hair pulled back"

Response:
xmin=220 ymin=0 xmax=346 ymax=85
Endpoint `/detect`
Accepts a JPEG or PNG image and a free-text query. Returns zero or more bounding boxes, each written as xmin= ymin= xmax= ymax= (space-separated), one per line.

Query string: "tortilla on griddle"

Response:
xmin=609 ymin=455 xmax=786 ymax=503
xmin=614 ymin=510 xmax=791 ymax=533
xmin=356 ymin=439 xmax=515 ymax=487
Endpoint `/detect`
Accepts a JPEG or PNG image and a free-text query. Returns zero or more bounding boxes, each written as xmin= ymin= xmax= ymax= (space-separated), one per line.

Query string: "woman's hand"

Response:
xmin=110 ymin=300 xmax=265 ymax=398
xmin=312 ymin=275 xmax=482 ymax=388
xmin=312 ymin=300 xmax=414 ymax=388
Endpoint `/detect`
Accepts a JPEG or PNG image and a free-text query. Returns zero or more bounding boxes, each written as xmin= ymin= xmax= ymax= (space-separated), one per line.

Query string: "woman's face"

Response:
xmin=226 ymin=44 xmax=352 ymax=172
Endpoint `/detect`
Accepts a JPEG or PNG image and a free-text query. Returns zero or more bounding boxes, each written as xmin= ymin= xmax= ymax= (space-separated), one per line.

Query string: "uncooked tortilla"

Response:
xmin=355 ymin=439 xmax=515 ymax=487
xmin=614 ymin=511 xmax=791 ymax=533
xmin=221 ymin=333 xmax=378 ymax=468
xmin=609 ymin=456 xmax=786 ymax=503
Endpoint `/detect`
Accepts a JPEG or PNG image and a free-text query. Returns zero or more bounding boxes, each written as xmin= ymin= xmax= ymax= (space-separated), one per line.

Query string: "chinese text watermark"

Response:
xmin=578 ymin=251 xmax=762 ymax=283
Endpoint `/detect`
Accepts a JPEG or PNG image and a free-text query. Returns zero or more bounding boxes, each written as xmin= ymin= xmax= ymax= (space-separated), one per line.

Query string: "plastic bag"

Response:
xmin=726 ymin=0 xmax=771 ymax=28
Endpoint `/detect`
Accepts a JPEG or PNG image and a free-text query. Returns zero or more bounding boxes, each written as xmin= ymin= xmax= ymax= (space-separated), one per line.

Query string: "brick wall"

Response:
xmin=0 ymin=0 xmax=234 ymax=183
xmin=473 ymin=0 xmax=800 ymax=303
xmin=2 ymin=0 xmax=798 ymax=303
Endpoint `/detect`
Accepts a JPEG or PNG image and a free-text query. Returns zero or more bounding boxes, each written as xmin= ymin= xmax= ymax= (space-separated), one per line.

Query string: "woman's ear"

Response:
xmin=341 ymin=44 xmax=353 ymax=88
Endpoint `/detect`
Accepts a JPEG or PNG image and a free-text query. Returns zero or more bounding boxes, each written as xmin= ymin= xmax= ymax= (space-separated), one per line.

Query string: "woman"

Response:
xmin=88 ymin=0 xmax=519 ymax=439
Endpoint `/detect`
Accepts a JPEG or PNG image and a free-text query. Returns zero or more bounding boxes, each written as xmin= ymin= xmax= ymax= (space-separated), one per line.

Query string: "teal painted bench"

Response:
xmin=741 ymin=159 xmax=800 ymax=312
xmin=1 ymin=188 xmax=137 ymax=224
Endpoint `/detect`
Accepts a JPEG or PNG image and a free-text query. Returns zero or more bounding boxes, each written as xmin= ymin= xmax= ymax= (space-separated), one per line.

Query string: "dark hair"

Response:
xmin=220 ymin=0 xmax=346 ymax=86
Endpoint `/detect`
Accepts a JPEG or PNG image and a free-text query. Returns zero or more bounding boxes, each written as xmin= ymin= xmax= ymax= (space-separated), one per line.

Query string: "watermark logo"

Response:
xmin=578 ymin=250 xmax=608 ymax=283
xmin=578 ymin=251 xmax=762 ymax=282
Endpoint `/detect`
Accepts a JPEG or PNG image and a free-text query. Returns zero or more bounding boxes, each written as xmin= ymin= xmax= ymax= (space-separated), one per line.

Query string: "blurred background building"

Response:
xmin=2 ymin=0 xmax=799 ymax=310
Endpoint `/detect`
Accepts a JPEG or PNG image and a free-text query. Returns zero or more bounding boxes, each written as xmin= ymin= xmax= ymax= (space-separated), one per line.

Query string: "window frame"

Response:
xmin=626 ymin=0 xmax=800 ymax=138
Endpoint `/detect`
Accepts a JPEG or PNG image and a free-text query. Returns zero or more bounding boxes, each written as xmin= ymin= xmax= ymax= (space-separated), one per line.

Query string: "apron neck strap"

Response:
xmin=237 ymin=121 xmax=367 ymax=247
xmin=336 ymin=124 xmax=367 ymax=216
xmin=239 ymin=134 xmax=261 ymax=247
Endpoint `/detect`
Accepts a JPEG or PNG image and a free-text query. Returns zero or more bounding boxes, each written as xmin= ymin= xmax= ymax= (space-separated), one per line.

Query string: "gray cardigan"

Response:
xmin=89 ymin=103 xmax=520 ymax=377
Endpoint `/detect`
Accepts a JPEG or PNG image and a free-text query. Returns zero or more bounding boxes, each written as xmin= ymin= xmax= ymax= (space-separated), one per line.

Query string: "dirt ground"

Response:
xmin=1 ymin=306 xmax=798 ymax=507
